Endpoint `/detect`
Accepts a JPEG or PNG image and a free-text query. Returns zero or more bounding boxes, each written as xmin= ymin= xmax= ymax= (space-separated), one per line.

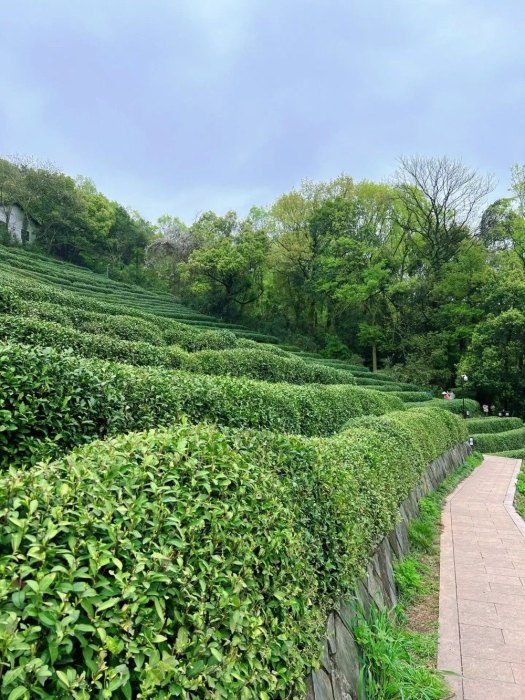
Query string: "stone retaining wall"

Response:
xmin=306 ymin=441 xmax=470 ymax=700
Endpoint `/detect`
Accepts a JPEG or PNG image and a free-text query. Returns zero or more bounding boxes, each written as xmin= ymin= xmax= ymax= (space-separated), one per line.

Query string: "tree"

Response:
xmin=462 ymin=309 xmax=525 ymax=413
xmin=395 ymin=156 xmax=495 ymax=273
xmin=181 ymin=216 xmax=269 ymax=317
xmin=267 ymin=176 xmax=356 ymax=334
xmin=313 ymin=191 xmax=396 ymax=368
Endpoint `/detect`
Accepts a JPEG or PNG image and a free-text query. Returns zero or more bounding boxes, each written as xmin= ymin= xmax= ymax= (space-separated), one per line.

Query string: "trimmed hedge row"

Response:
xmin=470 ymin=427 xmax=525 ymax=453
xmin=18 ymin=300 xmax=167 ymax=345
xmin=408 ymin=398 xmax=482 ymax=415
xmin=0 ymin=247 xmax=169 ymax=297
xmin=0 ymin=408 xmax=467 ymax=697
xmin=2 ymin=271 xmax=279 ymax=347
xmin=0 ymin=315 xmax=357 ymax=385
xmin=302 ymin=357 xmax=366 ymax=373
xmin=0 ymin=343 xmax=404 ymax=467
xmin=1 ymin=276 xmax=230 ymax=334
xmin=394 ymin=391 xmax=433 ymax=403
xmin=466 ymin=417 xmax=523 ymax=435
xmin=493 ymin=449 xmax=525 ymax=458
xmin=185 ymin=348 xmax=356 ymax=385
xmin=351 ymin=376 xmax=421 ymax=391
xmin=1 ymin=282 xmax=242 ymax=351
xmin=0 ymin=314 xmax=187 ymax=369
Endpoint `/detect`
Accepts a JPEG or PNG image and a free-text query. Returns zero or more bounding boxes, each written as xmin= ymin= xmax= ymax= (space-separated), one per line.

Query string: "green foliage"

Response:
xmin=461 ymin=308 xmax=525 ymax=415
xmin=466 ymin=417 xmax=523 ymax=434
xmin=184 ymin=348 xmax=356 ymax=385
xmin=496 ymin=448 xmax=525 ymax=458
xmin=0 ymin=425 xmax=320 ymax=698
xmin=393 ymin=557 xmax=427 ymax=602
xmin=408 ymin=520 xmax=435 ymax=553
xmin=0 ymin=313 xmax=358 ymax=385
xmin=0 ymin=408 xmax=467 ymax=696
xmin=408 ymin=398 xmax=481 ymax=415
xmin=470 ymin=427 xmax=525 ymax=453
xmin=515 ymin=464 xmax=525 ymax=519
xmin=352 ymin=606 xmax=448 ymax=700
xmin=0 ymin=343 xmax=404 ymax=467
xmin=393 ymin=391 xmax=433 ymax=403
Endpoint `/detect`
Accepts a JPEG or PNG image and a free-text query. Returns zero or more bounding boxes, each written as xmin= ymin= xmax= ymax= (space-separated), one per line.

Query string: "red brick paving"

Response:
xmin=438 ymin=455 xmax=525 ymax=699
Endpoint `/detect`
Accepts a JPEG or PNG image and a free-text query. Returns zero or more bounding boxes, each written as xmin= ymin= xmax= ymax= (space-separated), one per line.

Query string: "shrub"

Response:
xmin=494 ymin=449 xmax=525 ymax=458
xmin=393 ymin=391 xmax=433 ymax=403
xmin=236 ymin=339 xmax=290 ymax=356
xmin=0 ymin=279 xmax=240 ymax=352
xmin=185 ymin=348 xmax=356 ymax=385
xmin=0 ymin=315 xmax=360 ymax=386
xmin=18 ymin=300 xmax=166 ymax=345
xmin=163 ymin=327 xmax=238 ymax=352
xmin=0 ymin=407 xmax=466 ymax=697
xmin=0 ymin=425 xmax=320 ymax=698
xmin=0 ymin=314 xmax=186 ymax=369
xmin=470 ymin=427 xmax=525 ymax=453
xmin=0 ymin=343 xmax=404 ymax=467
xmin=407 ymin=398 xmax=481 ymax=415
xmin=0 ymin=287 xmax=20 ymax=314
xmin=466 ymin=417 xmax=523 ymax=435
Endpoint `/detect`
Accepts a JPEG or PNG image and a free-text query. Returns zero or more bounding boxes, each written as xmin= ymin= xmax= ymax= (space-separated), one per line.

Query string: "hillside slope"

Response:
xmin=0 ymin=244 xmax=468 ymax=698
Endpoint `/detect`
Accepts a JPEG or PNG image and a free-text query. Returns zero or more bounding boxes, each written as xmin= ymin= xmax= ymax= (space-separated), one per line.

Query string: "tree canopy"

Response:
xmin=6 ymin=154 xmax=525 ymax=412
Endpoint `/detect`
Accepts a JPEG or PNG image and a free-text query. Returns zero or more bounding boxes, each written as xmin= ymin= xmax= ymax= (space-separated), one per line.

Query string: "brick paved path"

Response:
xmin=438 ymin=455 xmax=525 ymax=699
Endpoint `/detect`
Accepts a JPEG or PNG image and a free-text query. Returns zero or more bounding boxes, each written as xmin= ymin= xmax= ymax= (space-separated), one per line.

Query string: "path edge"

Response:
xmin=438 ymin=478 xmax=466 ymax=699
xmin=503 ymin=457 xmax=525 ymax=537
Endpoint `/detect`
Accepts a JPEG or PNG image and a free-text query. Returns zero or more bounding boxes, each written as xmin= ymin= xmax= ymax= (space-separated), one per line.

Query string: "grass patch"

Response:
xmin=353 ymin=606 xmax=448 ymax=700
xmin=515 ymin=466 xmax=525 ymax=520
xmin=352 ymin=452 xmax=483 ymax=699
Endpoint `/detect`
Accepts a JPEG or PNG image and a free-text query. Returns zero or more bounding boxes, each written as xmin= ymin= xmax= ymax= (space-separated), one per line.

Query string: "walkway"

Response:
xmin=438 ymin=455 xmax=525 ymax=699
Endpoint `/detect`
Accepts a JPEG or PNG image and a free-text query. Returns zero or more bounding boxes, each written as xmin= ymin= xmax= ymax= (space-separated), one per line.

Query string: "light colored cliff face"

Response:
xmin=0 ymin=203 xmax=38 ymax=243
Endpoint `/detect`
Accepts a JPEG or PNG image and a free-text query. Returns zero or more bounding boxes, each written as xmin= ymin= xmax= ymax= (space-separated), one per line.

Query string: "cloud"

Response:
xmin=0 ymin=0 xmax=523 ymax=221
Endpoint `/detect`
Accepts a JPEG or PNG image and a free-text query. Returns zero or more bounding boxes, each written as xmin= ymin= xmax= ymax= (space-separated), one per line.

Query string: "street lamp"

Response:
xmin=461 ymin=374 xmax=468 ymax=418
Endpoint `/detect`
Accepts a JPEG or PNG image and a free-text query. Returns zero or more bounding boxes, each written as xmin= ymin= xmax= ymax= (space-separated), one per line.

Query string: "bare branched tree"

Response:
xmin=146 ymin=217 xmax=199 ymax=268
xmin=395 ymin=155 xmax=495 ymax=271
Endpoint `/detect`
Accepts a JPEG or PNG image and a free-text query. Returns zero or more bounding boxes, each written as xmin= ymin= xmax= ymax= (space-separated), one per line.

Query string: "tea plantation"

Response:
xmin=0 ymin=245 xmax=470 ymax=698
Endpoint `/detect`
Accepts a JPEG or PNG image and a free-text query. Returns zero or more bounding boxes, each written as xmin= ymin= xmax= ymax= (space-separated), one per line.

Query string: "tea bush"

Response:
xmin=469 ymin=427 xmax=525 ymax=453
xmin=0 ymin=406 xmax=466 ymax=698
xmin=0 ymin=315 xmax=186 ymax=369
xmin=0 ymin=316 xmax=358 ymax=385
xmin=0 ymin=343 xmax=404 ymax=467
xmin=407 ymin=398 xmax=481 ymax=415
xmin=184 ymin=348 xmax=356 ymax=385
xmin=0 ymin=282 xmax=241 ymax=351
xmin=394 ymin=391 xmax=433 ymax=403
xmin=466 ymin=417 xmax=523 ymax=434
xmin=494 ymin=448 xmax=525 ymax=457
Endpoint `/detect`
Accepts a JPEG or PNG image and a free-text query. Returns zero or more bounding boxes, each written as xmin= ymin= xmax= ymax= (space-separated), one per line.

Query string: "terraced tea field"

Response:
xmin=0 ymin=244 xmax=471 ymax=698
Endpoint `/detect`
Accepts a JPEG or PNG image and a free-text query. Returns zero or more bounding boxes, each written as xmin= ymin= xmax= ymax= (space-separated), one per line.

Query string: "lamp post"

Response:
xmin=461 ymin=374 xmax=468 ymax=418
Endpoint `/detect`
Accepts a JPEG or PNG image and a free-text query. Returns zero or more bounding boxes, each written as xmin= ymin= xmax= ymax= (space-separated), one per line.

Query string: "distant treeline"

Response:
xmin=3 ymin=155 xmax=525 ymax=412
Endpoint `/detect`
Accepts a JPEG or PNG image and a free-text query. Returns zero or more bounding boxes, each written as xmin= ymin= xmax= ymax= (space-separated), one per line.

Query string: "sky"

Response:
xmin=1 ymin=0 xmax=523 ymax=223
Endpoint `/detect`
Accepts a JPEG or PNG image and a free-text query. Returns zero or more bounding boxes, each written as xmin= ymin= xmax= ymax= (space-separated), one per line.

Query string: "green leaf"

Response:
xmin=175 ymin=627 xmax=189 ymax=652
xmin=7 ymin=688 xmax=28 ymax=700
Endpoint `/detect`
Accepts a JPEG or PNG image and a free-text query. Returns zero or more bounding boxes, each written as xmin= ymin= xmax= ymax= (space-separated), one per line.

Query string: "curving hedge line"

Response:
xmin=0 ymin=279 xmax=238 ymax=348
xmin=0 ymin=343 xmax=404 ymax=468
xmin=470 ymin=427 xmax=525 ymax=453
xmin=0 ymin=315 xmax=357 ymax=386
xmin=392 ymin=391 xmax=433 ymax=403
xmin=0 ymin=407 xmax=467 ymax=698
xmin=184 ymin=348 xmax=356 ymax=385
xmin=493 ymin=448 xmax=525 ymax=458
xmin=466 ymin=417 xmax=523 ymax=435
xmin=408 ymin=398 xmax=481 ymax=415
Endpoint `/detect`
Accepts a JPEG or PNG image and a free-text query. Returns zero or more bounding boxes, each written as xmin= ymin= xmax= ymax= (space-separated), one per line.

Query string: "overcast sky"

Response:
xmin=1 ymin=0 xmax=523 ymax=223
